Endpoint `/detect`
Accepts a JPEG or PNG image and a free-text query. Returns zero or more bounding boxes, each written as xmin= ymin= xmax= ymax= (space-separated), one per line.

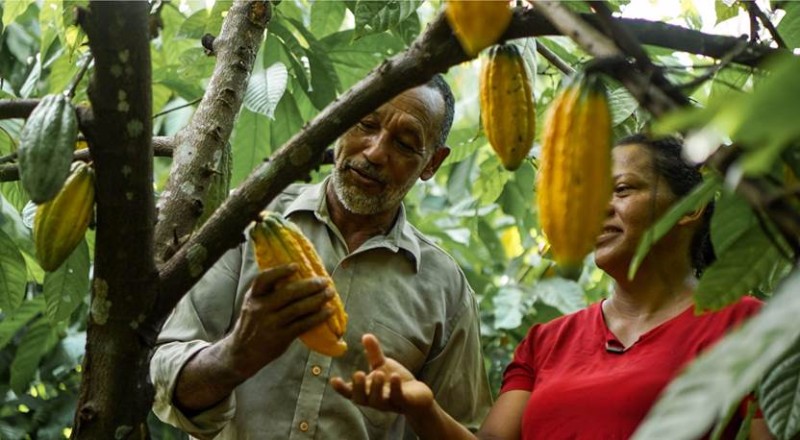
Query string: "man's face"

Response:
xmin=331 ymin=85 xmax=449 ymax=215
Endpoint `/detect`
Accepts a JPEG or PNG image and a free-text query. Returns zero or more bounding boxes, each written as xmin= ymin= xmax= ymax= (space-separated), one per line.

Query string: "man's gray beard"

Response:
xmin=330 ymin=166 xmax=415 ymax=215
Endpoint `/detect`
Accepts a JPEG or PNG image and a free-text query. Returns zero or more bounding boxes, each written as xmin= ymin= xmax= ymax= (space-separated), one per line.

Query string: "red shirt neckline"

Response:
xmin=598 ymin=299 xmax=696 ymax=353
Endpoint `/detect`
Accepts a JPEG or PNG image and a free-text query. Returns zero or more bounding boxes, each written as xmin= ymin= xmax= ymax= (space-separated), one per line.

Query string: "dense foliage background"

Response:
xmin=1 ymin=1 xmax=799 ymax=438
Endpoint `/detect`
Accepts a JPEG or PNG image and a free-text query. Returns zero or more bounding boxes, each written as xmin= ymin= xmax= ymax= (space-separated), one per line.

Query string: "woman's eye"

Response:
xmin=614 ymin=185 xmax=631 ymax=195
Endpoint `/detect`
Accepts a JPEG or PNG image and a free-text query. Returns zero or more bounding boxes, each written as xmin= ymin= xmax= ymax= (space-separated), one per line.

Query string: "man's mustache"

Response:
xmin=341 ymin=160 xmax=386 ymax=184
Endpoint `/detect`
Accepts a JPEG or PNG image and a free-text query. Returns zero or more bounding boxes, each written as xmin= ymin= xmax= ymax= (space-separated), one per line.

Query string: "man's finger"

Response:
xmin=389 ymin=374 xmax=405 ymax=407
xmin=362 ymin=333 xmax=386 ymax=370
xmin=251 ymin=264 xmax=297 ymax=297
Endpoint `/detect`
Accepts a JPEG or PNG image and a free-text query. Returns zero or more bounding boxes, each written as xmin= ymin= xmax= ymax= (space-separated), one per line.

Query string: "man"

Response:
xmin=150 ymin=75 xmax=492 ymax=439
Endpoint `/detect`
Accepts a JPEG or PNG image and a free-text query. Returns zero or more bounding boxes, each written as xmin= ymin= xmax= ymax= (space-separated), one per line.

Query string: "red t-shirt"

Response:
xmin=501 ymin=297 xmax=762 ymax=440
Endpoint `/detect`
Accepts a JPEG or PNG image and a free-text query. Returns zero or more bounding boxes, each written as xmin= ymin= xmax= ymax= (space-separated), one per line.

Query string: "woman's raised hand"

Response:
xmin=331 ymin=333 xmax=434 ymax=414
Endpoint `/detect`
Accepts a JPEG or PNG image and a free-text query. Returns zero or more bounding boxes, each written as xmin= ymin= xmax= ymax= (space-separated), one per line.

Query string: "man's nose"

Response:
xmin=362 ymin=133 xmax=391 ymax=165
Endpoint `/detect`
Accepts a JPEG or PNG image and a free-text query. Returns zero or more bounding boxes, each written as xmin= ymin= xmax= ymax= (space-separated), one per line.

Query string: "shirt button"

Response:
xmin=311 ymin=365 xmax=322 ymax=376
xmin=299 ymin=421 xmax=309 ymax=432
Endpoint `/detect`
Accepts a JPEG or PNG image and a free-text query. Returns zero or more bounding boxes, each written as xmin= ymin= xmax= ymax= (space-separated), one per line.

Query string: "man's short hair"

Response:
xmin=424 ymin=74 xmax=455 ymax=149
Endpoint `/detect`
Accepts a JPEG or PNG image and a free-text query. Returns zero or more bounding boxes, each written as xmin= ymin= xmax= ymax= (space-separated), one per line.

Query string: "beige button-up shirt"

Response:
xmin=150 ymin=179 xmax=492 ymax=439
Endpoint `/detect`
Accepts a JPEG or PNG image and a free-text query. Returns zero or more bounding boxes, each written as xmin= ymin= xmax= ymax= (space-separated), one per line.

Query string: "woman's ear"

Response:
xmin=678 ymin=205 xmax=706 ymax=226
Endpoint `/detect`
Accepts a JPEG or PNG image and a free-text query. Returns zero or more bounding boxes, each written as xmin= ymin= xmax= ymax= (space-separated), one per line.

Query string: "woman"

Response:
xmin=331 ymin=134 xmax=773 ymax=439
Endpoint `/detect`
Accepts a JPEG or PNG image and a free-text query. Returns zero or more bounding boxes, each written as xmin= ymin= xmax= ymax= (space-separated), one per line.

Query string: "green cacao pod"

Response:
xmin=18 ymin=94 xmax=79 ymax=203
xmin=196 ymin=142 xmax=233 ymax=229
xmin=480 ymin=44 xmax=536 ymax=171
xmin=250 ymin=211 xmax=348 ymax=357
xmin=34 ymin=162 xmax=95 ymax=271
xmin=536 ymin=74 xmax=612 ymax=273
xmin=445 ymin=0 xmax=512 ymax=57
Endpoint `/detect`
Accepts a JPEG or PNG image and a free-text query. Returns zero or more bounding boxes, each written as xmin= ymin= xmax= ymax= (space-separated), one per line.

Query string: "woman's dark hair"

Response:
xmin=614 ymin=133 xmax=715 ymax=276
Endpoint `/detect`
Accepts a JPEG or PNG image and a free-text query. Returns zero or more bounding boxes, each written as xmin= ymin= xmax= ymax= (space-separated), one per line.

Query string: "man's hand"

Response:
xmin=331 ymin=334 xmax=434 ymax=415
xmin=224 ymin=264 xmax=333 ymax=378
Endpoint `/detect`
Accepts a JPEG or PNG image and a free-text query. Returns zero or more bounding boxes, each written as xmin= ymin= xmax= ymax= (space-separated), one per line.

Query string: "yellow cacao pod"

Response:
xmin=480 ymin=44 xmax=536 ymax=171
xmin=536 ymin=74 xmax=612 ymax=273
xmin=34 ymin=161 xmax=95 ymax=271
xmin=250 ymin=211 xmax=348 ymax=357
xmin=445 ymin=0 xmax=512 ymax=57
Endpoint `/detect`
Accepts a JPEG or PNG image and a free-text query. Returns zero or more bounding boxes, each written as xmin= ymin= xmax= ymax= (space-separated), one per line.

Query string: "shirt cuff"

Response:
xmin=150 ymin=340 xmax=236 ymax=438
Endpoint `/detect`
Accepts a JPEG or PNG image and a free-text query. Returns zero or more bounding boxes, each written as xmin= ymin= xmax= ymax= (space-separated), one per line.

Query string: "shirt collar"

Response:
xmin=284 ymin=177 xmax=422 ymax=272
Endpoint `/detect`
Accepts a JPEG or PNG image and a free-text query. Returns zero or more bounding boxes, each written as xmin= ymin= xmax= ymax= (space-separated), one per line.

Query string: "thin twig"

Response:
xmin=678 ymin=37 xmax=751 ymax=90
xmin=66 ymin=54 xmax=94 ymax=99
xmin=746 ymin=1 xmax=760 ymax=42
xmin=152 ymin=98 xmax=202 ymax=118
xmin=536 ymin=42 xmax=575 ymax=76
xmin=745 ymin=0 xmax=787 ymax=48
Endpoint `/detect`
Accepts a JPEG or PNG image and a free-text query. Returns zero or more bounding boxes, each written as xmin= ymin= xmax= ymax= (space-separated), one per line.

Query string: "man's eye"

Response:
xmin=357 ymin=120 xmax=378 ymax=131
xmin=396 ymin=140 xmax=421 ymax=155
xmin=614 ymin=185 xmax=631 ymax=195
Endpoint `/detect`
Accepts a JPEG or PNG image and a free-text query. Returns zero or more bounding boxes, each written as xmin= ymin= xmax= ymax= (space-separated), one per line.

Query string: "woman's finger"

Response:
xmin=362 ymin=333 xmax=386 ymax=370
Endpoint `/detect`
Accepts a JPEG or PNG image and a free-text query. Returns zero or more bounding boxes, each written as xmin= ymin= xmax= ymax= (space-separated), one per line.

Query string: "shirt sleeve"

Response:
xmin=415 ymin=283 xmax=493 ymax=433
xmin=149 ymin=245 xmax=243 ymax=439
xmin=501 ymin=326 xmax=538 ymax=393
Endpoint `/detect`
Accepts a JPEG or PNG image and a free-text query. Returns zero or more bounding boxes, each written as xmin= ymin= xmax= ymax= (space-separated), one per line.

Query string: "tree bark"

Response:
xmin=72 ymin=2 xmax=156 ymax=439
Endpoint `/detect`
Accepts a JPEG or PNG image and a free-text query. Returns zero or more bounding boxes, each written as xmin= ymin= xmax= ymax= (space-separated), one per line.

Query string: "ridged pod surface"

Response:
xmin=480 ymin=44 xmax=536 ymax=171
xmin=250 ymin=211 xmax=348 ymax=357
xmin=445 ymin=0 xmax=512 ymax=57
xmin=18 ymin=94 xmax=78 ymax=203
xmin=536 ymin=74 xmax=612 ymax=273
xmin=34 ymin=162 xmax=95 ymax=271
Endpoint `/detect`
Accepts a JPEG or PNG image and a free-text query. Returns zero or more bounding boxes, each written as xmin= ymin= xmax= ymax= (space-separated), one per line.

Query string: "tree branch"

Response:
xmin=745 ymin=0 xmax=787 ymax=48
xmin=536 ymin=43 xmax=575 ymax=76
xmin=152 ymin=1 xmax=271 ymax=265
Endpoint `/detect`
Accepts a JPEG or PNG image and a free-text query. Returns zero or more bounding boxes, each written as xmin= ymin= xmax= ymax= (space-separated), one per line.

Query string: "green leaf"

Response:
xmin=177 ymin=8 xmax=209 ymax=39
xmin=777 ymin=1 xmax=800 ymax=49
xmin=270 ymin=91 xmax=305 ymax=152
xmin=528 ymin=278 xmax=585 ymax=314
xmin=0 ymin=228 xmax=27 ymax=312
xmin=38 ymin=0 xmax=62 ymax=60
xmin=268 ymin=20 xmax=311 ymax=93
xmin=708 ymin=67 xmax=750 ymax=105
xmin=715 ymin=0 xmax=740 ymax=25
xmin=10 ymin=316 xmax=58 ymax=394
xmin=230 ymin=108 xmax=270 ymax=188
xmin=2 ymin=0 xmax=34 ymax=29
xmin=0 ymin=296 xmax=44 ymax=350
xmin=608 ymin=87 xmax=639 ymax=126
xmin=311 ymin=0 xmax=346 ymax=37
xmin=284 ymin=18 xmax=342 ymax=109
xmin=321 ymin=30 xmax=405 ymax=89
xmin=695 ymin=225 xmax=786 ymax=310
xmin=632 ymin=269 xmax=800 ymax=440
xmin=353 ymin=0 xmax=421 ymax=39
xmin=492 ymin=286 xmax=524 ymax=330
xmin=0 ymin=194 xmax=34 ymax=257
xmin=711 ymin=191 xmax=758 ymax=255
xmin=43 ymin=239 xmax=89 ymax=324
xmin=758 ymin=338 xmax=800 ymax=439
xmin=390 ymin=10 xmax=421 ymax=46
xmin=477 ymin=217 xmax=505 ymax=264
xmin=473 ymin=154 xmax=510 ymax=205
xmin=243 ymin=62 xmax=289 ymax=119
xmin=629 ymin=175 xmax=721 ymax=279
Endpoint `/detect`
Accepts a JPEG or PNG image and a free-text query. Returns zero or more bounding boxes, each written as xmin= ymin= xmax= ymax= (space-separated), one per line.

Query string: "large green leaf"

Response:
xmin=320 ymin=30 xmax=405 ymax=89
xmin=528 ymin=278 xmax=586 ymax=315
xmin=390 ymin=10 xmax=421 ymax=46
xmin=473 ymin=153 xmax=510 ymax=205
xmin=0 ymin=228 xmax=27 ymax=312
xmin=38 ymin=0 xmax=61 ymax=57
xmin=711 ymin=191 xmax=758 ymax=255
xmin=758 ymin=338 xmax=800 ymax=439
xmin=477 ymin=217 xmax=505 ymax=264
xmin=695 ymin=224 xmax=787 ymax=310
xmin=43 ymin=239 xmax=89 ymax=324
xmin=310 ymin=0 xmax=346 ymax=37
xmin=0 ymin=194 xmax=34 ymax=256
xmin=270 ymin=91 xmax=306 ymax=152
xmin=2 ymin=0 xmax=34 ymax=29
xmin=284 ymin=18 xmax=342 ymax=110
xmin=777 ymin=1 xmax=800 ymax=49
xmin=608 ymin=87 xmax=639 ymax=126
xmin=0 ymin=296 xmax=44 ymax=350
xmin=715 ymin=0 xmax=740 ymax=25
xmin=632 ymin=269 xmax=800 ymax=440
xmin=243 ymin=62 xmax=289 ymax=119
xmin=353 ymin=0 xmax=421 ymax=39
xmin=10 ymin=316 xmax=58 ymax=395
xmin=230 ymin=108 xmax=270 ymax=187
xmin=492 ymin=286 xmax=525 ymax=330
xmin=628 ymin=175 xmax=721 ymax=279
xmin=268 ymin=20 xmax=311 ymax=93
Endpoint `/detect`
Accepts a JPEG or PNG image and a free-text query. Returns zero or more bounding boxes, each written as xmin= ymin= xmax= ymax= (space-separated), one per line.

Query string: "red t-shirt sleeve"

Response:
xmin=501 ymin=325 xmax=539 ymax=393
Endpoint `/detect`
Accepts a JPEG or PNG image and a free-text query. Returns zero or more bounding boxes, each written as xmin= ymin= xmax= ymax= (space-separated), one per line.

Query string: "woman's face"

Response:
xmin=594 ymin=144 xmax=678 ymax=276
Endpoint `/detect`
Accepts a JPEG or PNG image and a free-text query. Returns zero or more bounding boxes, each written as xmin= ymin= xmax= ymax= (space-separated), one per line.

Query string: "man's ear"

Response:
xmin=678 ymin=205 xmax=706 ymax=226
xmin=421 ymin=146 xmax=450 ymax=181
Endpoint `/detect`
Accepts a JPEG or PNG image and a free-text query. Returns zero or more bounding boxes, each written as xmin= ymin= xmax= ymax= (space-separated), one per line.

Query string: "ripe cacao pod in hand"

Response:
xmin=18 ymin=94 xmax=79 ymax=203
xmin=445 ymin=0 xmax=512 ymax=57
xmin=536 ymin=74 xmax=612 ymax=274
xmin=250 ymin=211 xmax=348 ymax=357
xmin=480 ymin=44 xmax=536 ymax=171
xmin=34 ymin=161 xmax=95 ymax=271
